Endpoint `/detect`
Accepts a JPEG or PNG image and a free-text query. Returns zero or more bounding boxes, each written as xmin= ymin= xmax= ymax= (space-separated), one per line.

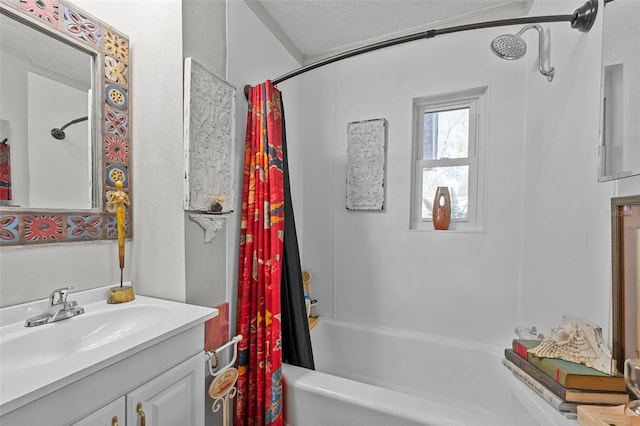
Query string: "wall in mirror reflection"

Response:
xmin=30 ymin=71 xmax=91 ymax=209
xmin=600 ymin=0 xmax=640 ymax=181
xmin=0 ymin=12 xmax=93 ymax=210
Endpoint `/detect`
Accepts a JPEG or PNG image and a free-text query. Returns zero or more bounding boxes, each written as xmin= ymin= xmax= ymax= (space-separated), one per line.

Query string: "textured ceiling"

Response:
xmin=251 ymin=0 xmax=532 ymax=63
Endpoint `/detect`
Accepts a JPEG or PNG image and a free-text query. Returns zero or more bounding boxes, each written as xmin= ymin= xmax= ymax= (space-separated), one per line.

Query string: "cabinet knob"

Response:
xmin=111 ymin=416 xmax=118 ymax=426
xmin=136 ymin=402 xmax=146 ymax=426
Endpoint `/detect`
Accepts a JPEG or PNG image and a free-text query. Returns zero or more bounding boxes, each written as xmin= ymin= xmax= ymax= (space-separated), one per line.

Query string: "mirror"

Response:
xmin=1 ymin=12 xmax=95 ymax=210
xmin=0 ymin=0 xmax=131 ymax=245
xmin=598 ymin=0 xmax=640 ymax=181
xmin=611 ymin=195 xmax=640 ymax=366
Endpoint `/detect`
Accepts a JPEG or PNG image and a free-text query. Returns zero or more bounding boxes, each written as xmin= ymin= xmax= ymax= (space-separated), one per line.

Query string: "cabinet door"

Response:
xmin=70 ymin=397 xmax=126 ymax=426
xmin=126 ymin=352 xmax=205 ymax=426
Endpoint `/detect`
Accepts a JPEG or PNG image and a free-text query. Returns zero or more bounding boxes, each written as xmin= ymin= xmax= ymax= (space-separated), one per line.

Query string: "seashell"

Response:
xmin=527 ymin=316 xmax=616 ymax=375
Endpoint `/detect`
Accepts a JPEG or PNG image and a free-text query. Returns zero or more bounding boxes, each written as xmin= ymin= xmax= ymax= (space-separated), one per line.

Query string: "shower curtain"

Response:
xmin=0 ymin=142 xmax=11 ymax=200
xmin=235 ymin=81 xmax=313 ymax=426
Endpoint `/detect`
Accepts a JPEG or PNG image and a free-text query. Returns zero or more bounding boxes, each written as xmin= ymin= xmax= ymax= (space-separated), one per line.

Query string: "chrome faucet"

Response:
xmin=25 ymin=286 xmax=85 ymax=327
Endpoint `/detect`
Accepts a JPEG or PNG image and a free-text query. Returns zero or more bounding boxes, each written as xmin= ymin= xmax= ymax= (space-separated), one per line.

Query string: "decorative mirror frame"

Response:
xmin=611 ymin=195 xmax=640 ymax=365
xmin=0 ymin=0 xmax=131 ymax=246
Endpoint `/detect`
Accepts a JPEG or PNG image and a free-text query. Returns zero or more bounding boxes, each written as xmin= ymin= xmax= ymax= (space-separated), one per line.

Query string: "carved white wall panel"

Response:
xmin=346 ymin=119 xmax=386 ymax=211
xmin=184 ymin=57 xmax=235 ymax=212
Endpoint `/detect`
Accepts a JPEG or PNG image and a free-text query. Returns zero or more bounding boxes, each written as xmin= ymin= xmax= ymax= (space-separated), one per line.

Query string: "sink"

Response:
xmin=0 ymin=285 xmax=217 ymax=414
xmin=0 ymin=304 xmax=169 ymax=372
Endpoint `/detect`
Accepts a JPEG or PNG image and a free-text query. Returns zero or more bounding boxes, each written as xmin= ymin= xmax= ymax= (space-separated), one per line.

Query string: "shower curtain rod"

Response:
xmin=244 ymin=0 xmax=597 ymax=94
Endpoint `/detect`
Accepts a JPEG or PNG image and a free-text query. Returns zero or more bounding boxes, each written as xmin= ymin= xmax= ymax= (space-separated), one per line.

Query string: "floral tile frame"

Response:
xmin=0 ymin=0 xmax=131 ymax=246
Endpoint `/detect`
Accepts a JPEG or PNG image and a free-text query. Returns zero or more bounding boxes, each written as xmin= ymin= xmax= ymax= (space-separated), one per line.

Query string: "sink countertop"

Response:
xmin=0 ymin=285 xmax=217 ymax=415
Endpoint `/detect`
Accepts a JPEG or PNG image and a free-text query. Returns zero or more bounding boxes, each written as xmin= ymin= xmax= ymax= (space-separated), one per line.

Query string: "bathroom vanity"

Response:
xmin=0 ymin=286 xmax=217 ymax=426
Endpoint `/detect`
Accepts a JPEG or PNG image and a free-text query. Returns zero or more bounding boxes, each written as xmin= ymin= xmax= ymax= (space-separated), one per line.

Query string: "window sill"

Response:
xmin=410 ymin=222 xmax=486 ymax=233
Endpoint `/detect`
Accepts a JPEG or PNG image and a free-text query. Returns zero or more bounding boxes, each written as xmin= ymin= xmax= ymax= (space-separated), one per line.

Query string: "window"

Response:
xmin=411 ymin=87 xmax=487 ymax=232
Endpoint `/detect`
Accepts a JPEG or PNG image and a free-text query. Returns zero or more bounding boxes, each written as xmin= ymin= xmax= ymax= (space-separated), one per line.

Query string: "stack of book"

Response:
xmin=503 ymin=339 xmax=629 ymax=419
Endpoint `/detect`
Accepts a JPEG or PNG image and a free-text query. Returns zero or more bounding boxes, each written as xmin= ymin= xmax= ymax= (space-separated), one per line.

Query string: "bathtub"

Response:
xmin=282 ymin=318 xmax=576 ymax=426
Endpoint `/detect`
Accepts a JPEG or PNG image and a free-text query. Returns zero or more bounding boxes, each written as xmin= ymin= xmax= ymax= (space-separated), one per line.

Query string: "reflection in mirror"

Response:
xmin=0 ymin=0 xmax=131 ymax=246
xmin=598 ymin=0 xmax=640 ymax=181
xmin=611 ymin=195 xmax=640 ymax=366
xmin=1 ymin=12 xmax=95 ymax=209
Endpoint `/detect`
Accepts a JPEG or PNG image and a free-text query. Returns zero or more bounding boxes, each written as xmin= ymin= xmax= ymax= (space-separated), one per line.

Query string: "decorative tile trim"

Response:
xmin=62 ymin=6 xmax=101 ymax=47
xmin=106 ymin=164 xmax=129 ymax=188
xmin=105 ymin=211 xmax=130 ymax=238
xmin=105 ymin=108 xmax=128 ymax=137
xmin=104 ymin=135 xmax=129 ymax=163
xmin=0 ymin=0 xmax=132 ymax=246
xmin=66 ymin=215 xmax=103 ymax=239
xmin=104 ymin=29 xmax=129 ymax=63
xmin=105 ymin=56 xmax=128 ymax=86
xmin=105 ymin=84 xmax=128 ymax=110
xmin=0 ymin=214 xmax=20 ymax=243
xmin=16 ymin=0 xmax=61 ymax=27
xmin=24 ymin=215 xmax=64 ymax=242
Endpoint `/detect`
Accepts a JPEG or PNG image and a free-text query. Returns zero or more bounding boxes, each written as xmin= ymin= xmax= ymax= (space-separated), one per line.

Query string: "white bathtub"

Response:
xmin=283 ymin=318 xmax=576 ymax=426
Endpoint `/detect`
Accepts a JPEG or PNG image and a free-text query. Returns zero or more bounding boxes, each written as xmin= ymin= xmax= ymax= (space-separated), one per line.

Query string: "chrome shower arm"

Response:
xmin=50 ymin=116 xmax=88 ymax=140
xmin=58 ymin=116 xmax=88 ymax=132
xmin=517 ymin=24 xmax=555 ymax=82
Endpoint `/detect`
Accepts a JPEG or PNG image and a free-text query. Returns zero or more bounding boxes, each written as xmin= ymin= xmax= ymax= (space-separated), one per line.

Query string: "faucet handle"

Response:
xmin=50 ymin=286 xmax=73 ymax=305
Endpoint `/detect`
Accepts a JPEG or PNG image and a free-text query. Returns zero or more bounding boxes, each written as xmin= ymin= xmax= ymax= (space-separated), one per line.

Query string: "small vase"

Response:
xmin=432 ymin=187 xmax=451 ymax=230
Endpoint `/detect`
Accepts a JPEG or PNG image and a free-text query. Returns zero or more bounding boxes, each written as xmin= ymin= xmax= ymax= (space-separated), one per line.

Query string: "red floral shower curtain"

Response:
xmin=0 ymin=142 xmax=12 ymax=201
xmin=235 ymin=81 xmax=284 ymax=426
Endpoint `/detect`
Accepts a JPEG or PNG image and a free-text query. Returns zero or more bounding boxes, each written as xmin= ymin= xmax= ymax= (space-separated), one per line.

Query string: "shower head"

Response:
xmin=490 ymin=24 xmax=555 ymax=82
xmin=50 ymin=116 xmax=88 ymax=140
xmin=490 ymin=34 xmax=527 ymax=60
xmin=50 ymin=128 xmax=66 ymax=140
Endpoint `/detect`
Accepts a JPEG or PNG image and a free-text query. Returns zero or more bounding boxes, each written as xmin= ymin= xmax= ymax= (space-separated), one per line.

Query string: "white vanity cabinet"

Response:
xmin=71 ymin=397 xmax=126 ymax=426
xmin=0 ymin=290 xmax=216 ymax=426
xmin=72 ymin=352 xmax=204 ymax=426
xmin=125 ymin=352 xmax=203 ymax=426
xmin=1 ymin=327 xmax=207 ymax=426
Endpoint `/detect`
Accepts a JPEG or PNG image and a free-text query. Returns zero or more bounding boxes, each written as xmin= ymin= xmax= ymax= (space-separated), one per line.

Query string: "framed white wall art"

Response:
xmin=184 ymin=57 xmax=235 ymax=213
xmin=346 ymin=118 xmax=387 ymax=211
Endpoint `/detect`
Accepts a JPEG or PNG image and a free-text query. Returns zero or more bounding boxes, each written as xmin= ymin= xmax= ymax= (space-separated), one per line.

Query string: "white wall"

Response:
xmin=520 ymin=0 xmax=640 ymax=341
xmin=27 ymin=72 xmax=89 ymax=209
xmin=127 ymin=0 xmax=187 ymax=301
xmin=298 ymin=29 xmax=528 ymax=346
xmin=182 ymin=0 xmax=229 ymax=310
xmin=294 ymin=0 xmax=640 ymax=347
xmin=183 ymin=0 xmax=226 ymax=79
xmin=0 ymin=0 xmax=187 ymax=306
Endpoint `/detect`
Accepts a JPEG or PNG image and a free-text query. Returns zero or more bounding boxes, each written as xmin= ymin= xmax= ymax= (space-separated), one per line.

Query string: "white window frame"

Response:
xmin=410 ymin=87 xmax=488 ymax=232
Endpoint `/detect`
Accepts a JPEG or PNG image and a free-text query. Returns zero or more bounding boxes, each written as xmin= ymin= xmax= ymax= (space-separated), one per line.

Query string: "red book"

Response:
xmin=512 ymin=339 xmax=625 ymax=392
